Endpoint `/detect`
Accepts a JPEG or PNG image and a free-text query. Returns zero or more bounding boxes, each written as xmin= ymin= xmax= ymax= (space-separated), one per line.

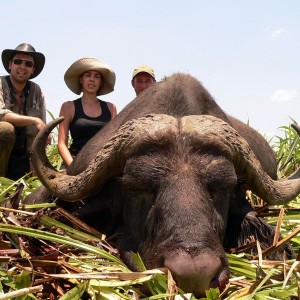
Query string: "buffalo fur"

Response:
xmin=27 ymin=73 xmax=295 ymax=296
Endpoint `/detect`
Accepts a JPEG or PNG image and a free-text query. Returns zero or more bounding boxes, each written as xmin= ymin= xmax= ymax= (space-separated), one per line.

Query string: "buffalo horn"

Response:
xmin=31 ymin=115 xmax=300 ymax=205
xmin=181 ymin=115 xmax=300 ymax=205
xmin=30 ymin=115 xmax=177 ymax=201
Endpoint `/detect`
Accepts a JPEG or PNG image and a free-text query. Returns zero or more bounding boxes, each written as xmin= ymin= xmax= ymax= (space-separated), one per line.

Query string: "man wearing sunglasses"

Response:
xmin=0 ymin=43 xmax=48 ymax=180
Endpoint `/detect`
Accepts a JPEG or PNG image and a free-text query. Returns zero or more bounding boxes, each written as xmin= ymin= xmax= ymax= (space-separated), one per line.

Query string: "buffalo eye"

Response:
xmin=121 ymin=174 xmax=157 ymax=200
xmin=204 ymin=162 xmax=237 ymax=199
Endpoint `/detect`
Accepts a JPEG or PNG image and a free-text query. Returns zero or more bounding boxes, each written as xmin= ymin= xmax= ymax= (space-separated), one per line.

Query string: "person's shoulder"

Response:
xmin=29 ymin=80 xmax=41 ymax=88
xmin=101 ymin=99 xmax=115 ymax=107
xmin=61 ymin=100 xmax=75 ymax=108
xmin=0 ymin=76 xmax=8 ymax=88
xmin=28 ymin=80 xmax=44 ymax=94
xmin=104 ymin=101 xmax=117 ymax=117
xmin=60 ymin=100 xmax=75 ymax=118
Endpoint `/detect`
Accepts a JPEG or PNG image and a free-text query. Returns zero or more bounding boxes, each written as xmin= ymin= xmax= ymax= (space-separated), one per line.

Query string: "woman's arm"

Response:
xmin=58 ymin=101 xmax=75 ymax=167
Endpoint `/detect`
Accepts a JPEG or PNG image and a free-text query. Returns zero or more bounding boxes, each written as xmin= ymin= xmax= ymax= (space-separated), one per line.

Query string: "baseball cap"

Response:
xmin=132 ymin=65 xmax=155 ymax=79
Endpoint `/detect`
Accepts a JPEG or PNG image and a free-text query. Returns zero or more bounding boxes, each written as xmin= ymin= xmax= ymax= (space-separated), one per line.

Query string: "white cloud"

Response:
xmin=271 ymin=89 xmax=298 ymax=103
xmin=265 ymin=26 xmax=286 ymax=40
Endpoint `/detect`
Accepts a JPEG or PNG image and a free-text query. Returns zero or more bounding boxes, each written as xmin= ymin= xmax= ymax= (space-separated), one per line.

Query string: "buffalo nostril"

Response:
xmin=164 ymin=251 xmax=228 ymax=297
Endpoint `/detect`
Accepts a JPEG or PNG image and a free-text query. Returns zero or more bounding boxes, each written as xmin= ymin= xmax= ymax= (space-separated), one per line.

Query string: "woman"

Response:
xmin=58 ymin=57 xmax=117 ymax=167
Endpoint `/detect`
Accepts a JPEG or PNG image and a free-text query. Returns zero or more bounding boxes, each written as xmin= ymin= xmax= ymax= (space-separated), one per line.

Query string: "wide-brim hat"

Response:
xmin=1 ymin=43 xmax=45 ymax=79
xmin=64 ymin=58 xmax=116 ymax=96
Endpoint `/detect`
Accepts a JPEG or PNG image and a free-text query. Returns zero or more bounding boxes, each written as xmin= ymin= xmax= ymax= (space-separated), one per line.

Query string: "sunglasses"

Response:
xmin=12 ymin=58 xmax=34 ymax=68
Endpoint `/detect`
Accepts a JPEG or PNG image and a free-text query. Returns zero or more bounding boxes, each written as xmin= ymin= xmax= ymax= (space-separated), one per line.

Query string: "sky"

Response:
xmin=1 ymin=0 xmax=299 ymax=139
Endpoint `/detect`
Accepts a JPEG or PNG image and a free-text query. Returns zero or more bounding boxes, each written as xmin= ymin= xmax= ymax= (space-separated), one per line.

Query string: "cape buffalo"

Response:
xmin=29 ymin=73 xmax=299 ymax=297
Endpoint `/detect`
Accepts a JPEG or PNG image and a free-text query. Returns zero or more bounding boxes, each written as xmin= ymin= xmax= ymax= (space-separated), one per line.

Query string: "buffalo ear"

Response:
xmin=73 ymin=180 xmax=123 ymax=234
xmin=226 ymin=182 xmax=295 ymax=260
xmin=24 ymin=186 xmax=55 ymax=207
xmin=224 ymin=211 xmax=295 ymax=260
xmin=225 ymin=187 xmax=252 ymax=249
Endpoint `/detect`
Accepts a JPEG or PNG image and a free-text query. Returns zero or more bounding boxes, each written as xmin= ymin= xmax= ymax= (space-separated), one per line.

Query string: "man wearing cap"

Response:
xmin=131 ymin=65 xmax=156 ymax=96
xmin=0 ymin=43 xmax=48 ymax=180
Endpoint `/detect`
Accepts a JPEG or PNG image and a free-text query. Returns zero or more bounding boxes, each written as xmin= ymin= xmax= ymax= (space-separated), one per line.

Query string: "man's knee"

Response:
xmin=0 ymin=121 xmax=15 ymax=145
xmin=0 ymin=122 xmax=15 ymax=177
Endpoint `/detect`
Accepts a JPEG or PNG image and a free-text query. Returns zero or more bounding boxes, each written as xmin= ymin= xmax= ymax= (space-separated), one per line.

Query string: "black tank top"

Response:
xmin=69 ymin=98 xmax=112 ymax=156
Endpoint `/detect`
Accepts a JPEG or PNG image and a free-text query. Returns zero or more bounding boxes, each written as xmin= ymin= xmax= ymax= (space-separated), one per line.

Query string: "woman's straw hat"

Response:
xmin=64 ymin=57 xmax=116 ymax=95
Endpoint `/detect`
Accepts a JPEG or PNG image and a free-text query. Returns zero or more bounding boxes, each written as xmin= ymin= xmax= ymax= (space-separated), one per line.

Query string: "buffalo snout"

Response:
xmin=164 ymin=250 xmax=229 ymax=297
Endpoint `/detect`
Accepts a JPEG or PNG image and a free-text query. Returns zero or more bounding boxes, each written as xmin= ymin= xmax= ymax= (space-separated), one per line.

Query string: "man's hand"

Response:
xmin=34 ymin=118 xmax=51 ymax=145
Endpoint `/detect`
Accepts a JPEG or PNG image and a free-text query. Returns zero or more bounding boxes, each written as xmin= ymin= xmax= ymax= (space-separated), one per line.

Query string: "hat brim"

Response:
xmin=64 ymin=58 xmax=116 ymax=96
xmin=1 ymin=49 xmax=45 ymax=79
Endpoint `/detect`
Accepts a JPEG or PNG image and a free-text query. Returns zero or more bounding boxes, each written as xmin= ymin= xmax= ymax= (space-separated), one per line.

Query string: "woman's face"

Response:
xmin=80 ymin=70 xmax=102 ymax=94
